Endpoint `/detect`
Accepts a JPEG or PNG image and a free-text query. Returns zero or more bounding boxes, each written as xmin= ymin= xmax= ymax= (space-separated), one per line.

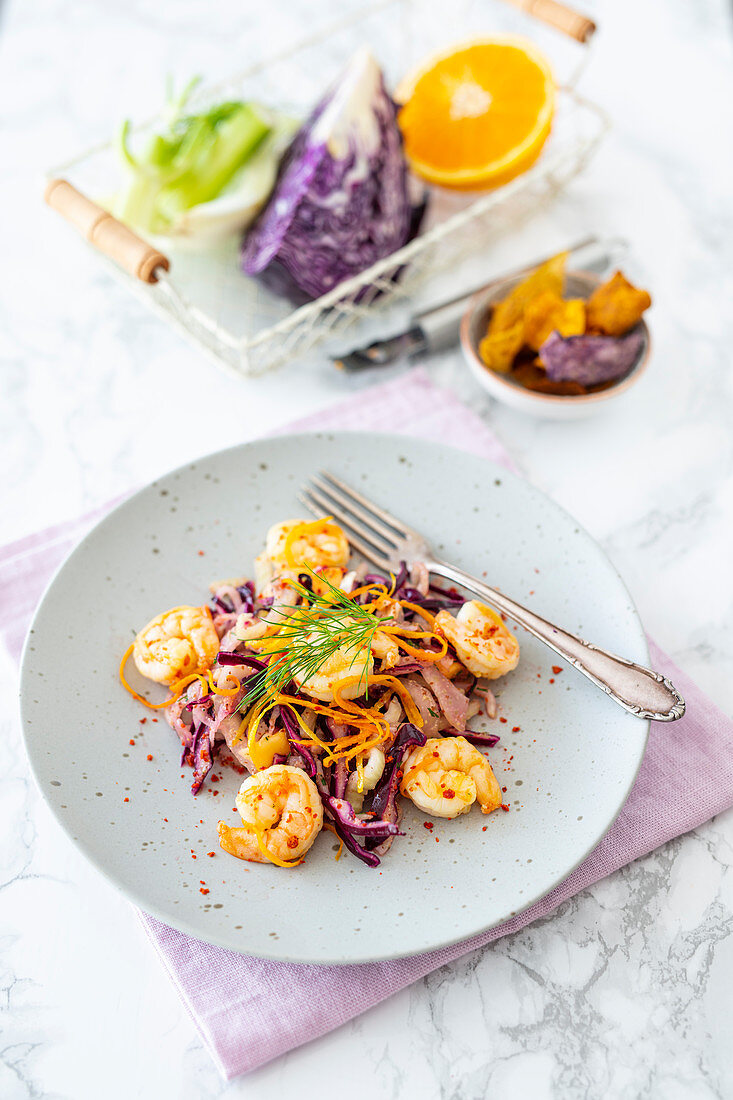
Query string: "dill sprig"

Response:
xmin=236 ymin=569 xmax=391 ymax=715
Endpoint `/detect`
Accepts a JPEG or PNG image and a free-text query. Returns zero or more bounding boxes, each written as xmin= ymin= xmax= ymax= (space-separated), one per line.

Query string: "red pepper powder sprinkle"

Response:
xmin=207 ymin=852 xmax=215 ymax=857
xmin=423 ymin=821 xmax=434 ymax=831
xmin=552 ymin=666 xmax=562 ymax=675
xmin=482 ymin=825 xmax=487 ymax=831
xmin=163 ymin=817 xmax=168 ymax=822
xmin=129 ymin=739 xmax=135 ymax=746
xmin=502 ymin=786 xmax=507 ymax=793
xmin=501 ymin=803 xmax=510 ymax=811
xmin=123 ymin=797 xmax=129 ymax=803
xmin=147 ymin=754 xmax=153 ymax=761
xmin=444 ymin=790 xmax=455 ymax=799
xmin=549 ymin=678 xmax=555 ymax=684
xmin=199 ymin=887 xmax=209 ymax=895
xmin=198 ymin=550 xmax=205 ymax=556
xmin=512 ymin=726 xmax=520 ymax=733
xmin=151 ymin=718 xmax=158 ymax=723
xmin=139 ymin=718 xmax=147 ymax=725
xmin=435 ymin=837 xmax=440 ymax=843
xmin=499 ymin=717 xmax=507 ymax=724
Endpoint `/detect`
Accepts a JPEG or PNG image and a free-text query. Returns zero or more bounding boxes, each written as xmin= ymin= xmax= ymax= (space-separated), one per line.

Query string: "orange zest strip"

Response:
xmin=390 ymin=635 xmax=448 ymax=663
xmin=322 ymin=822 xmax=345 ymax=861
xmin=272 ymin=692 xmax=382 ymax=731
xmin=283 ymin=517 xmax=339 ymax=568
xmin=252 ymin=827 xmax=303 ymax=868
xmin=378 ymin=621 xmax=448 ymax=663
xmin=349 ymin=582 xmax=390 ymax=602
xmin=278 ymin=701 xmax=334 ymax=754
xmin=383 ymin=624 xmax=439 ymax=640
xmin=366 ymin=675 xmax=424 ymax=728
xmin=331 ymin=678 xmax=392 ymax=729
xmin=231 ymin=711 xmax=250 ymax=747
xmin=289 ymin=730 xmax=389 ymax=767
xmin=397 ymin=600 xmax=437 ymax=627
xmin=206 ymin=670 xmax=241 ymax=697
xmin=277 ymin=683 xmax=392 ymax=767
xmin=371 ymin=689 xmax=394 ymax=713
xmin=330 ymin=676 xmax=371 ymax=716
xmin=119 ymin=645 xmax=205 ymax=710
xmin=246 ymin=699 xmax=275 ymax=760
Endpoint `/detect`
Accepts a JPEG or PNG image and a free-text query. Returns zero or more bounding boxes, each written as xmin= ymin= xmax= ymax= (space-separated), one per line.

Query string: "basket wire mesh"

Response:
xmin=50 ymin=0 xmax=609 ymax=377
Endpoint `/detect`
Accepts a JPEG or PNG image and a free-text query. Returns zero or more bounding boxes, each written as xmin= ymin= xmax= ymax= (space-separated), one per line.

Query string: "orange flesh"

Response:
xmin=398 ymin=40 xmax=554 ymax=188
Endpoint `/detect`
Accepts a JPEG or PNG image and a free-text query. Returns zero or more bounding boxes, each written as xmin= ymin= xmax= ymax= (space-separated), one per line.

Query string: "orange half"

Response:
xmin=397 ymin=37 xmax=555 ymax=191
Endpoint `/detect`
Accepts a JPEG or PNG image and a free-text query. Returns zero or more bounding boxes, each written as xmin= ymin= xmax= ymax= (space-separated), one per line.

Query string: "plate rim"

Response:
xmin=19 ymin=430 xmax=650 ymax=964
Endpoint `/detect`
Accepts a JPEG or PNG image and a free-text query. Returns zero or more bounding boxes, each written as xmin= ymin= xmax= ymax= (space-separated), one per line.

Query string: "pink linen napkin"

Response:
xmin=5 ymin=369 xmax=733 ymax=1080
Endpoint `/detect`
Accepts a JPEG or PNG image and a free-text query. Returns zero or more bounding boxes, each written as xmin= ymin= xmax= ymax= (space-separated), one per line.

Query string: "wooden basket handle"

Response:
xmin=44 ymin=178 xmax=169 ymax=284
xmin=502 ymin=0 xmax=596 ymax=43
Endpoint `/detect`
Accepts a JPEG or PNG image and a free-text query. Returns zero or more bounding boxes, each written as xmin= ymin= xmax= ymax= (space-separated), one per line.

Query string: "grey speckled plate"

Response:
xmin=20 ymin=433 xmax=649 ymax=964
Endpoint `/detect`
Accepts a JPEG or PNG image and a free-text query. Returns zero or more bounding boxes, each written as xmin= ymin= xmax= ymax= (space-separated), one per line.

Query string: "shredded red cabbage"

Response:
xmin=279 ymin=705 xmax=319 ymax=779
xmin=325 ymin=796 xmax=401 ymax=838
xmin=443 ymin=728 xmax=501 ymax=748
xmin=399 ymin=588 xmax=464 ymax=610
xmin=364 ymin=722 xmax=426 ymax=853
xmin=210 ymin=582 xmax=254 ymax=616
xmin=331 ymin=759 xmax=349 ymax=799
xmin=216 ymin=651 xmax=266 ymax=670
xmin=191 ymin=723 xmax=216 ymax=794
xmin=324 ymin=815 xmax=381 ymax=868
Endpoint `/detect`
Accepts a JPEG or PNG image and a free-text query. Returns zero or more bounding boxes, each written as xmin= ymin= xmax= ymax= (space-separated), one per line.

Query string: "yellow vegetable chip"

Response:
xmin=478 ymin=321 xmax=524 ymax=374
xmin=523 ymin=292 xmax=586 ymax=351
xmin=585 ymin=271 xmax=651 ymax=336
xmin=488 ymin=252 xmax=567 ymax=335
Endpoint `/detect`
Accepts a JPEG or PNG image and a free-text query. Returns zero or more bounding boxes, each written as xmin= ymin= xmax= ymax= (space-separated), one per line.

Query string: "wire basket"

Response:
xmin=47 ymin=0 xmax=609 ymax=377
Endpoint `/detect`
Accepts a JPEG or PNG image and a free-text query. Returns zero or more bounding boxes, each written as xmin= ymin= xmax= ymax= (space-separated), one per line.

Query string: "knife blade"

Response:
xmin=332 ymin=235 xmax=628 ymax=373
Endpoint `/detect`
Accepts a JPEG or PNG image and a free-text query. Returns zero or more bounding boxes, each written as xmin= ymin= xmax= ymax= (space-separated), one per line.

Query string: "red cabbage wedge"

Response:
xmin=241 ymin=48 xmax=413 ymax=304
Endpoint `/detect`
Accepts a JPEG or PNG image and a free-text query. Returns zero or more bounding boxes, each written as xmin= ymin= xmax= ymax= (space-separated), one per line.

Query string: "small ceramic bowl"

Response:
xmin=460 ymin=269 xmax=651 ymax=420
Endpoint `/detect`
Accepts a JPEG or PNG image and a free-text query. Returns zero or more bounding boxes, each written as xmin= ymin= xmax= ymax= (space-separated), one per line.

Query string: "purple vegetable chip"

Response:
xmin=539 ymin=329 xmax=644 ymax=386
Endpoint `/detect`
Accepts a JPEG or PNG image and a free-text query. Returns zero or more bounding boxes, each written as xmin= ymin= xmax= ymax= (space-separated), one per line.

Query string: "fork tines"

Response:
xmin=299 ymin=471 xmax=416 ymax=571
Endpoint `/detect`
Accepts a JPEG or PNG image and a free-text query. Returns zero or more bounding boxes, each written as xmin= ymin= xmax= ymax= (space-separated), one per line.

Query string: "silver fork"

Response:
xmin=300 ymin=471 xmax=685 ymax=723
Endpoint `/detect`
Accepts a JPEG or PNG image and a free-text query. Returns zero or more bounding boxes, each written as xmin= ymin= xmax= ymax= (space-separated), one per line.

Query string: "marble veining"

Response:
xmin=1 ymin=0 xmax=732 ymax=1095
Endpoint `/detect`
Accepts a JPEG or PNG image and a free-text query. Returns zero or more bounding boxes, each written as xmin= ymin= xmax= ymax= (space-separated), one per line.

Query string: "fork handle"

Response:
xmin=427 ymin=559 xmax=685 ymax=722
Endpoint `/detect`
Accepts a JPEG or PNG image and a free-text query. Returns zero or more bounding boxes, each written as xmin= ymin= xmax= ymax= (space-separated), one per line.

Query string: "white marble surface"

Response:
xmin=2 ymin=0 xmax=733 ymax=1096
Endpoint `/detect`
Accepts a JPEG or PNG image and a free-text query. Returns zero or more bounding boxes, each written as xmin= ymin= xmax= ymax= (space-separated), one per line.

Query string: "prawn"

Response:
xmin=435 ymin=601 xmax=519 ymax=680
xmin=217 ymin=764 xmax=323 ymax=867
xmin=265 ymin=517 xmax=349 ymax=571
xmin=133 ymin=605 xmax=219 ymax=686
xmin=401 ymin=735 xmax=502 ymax=819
